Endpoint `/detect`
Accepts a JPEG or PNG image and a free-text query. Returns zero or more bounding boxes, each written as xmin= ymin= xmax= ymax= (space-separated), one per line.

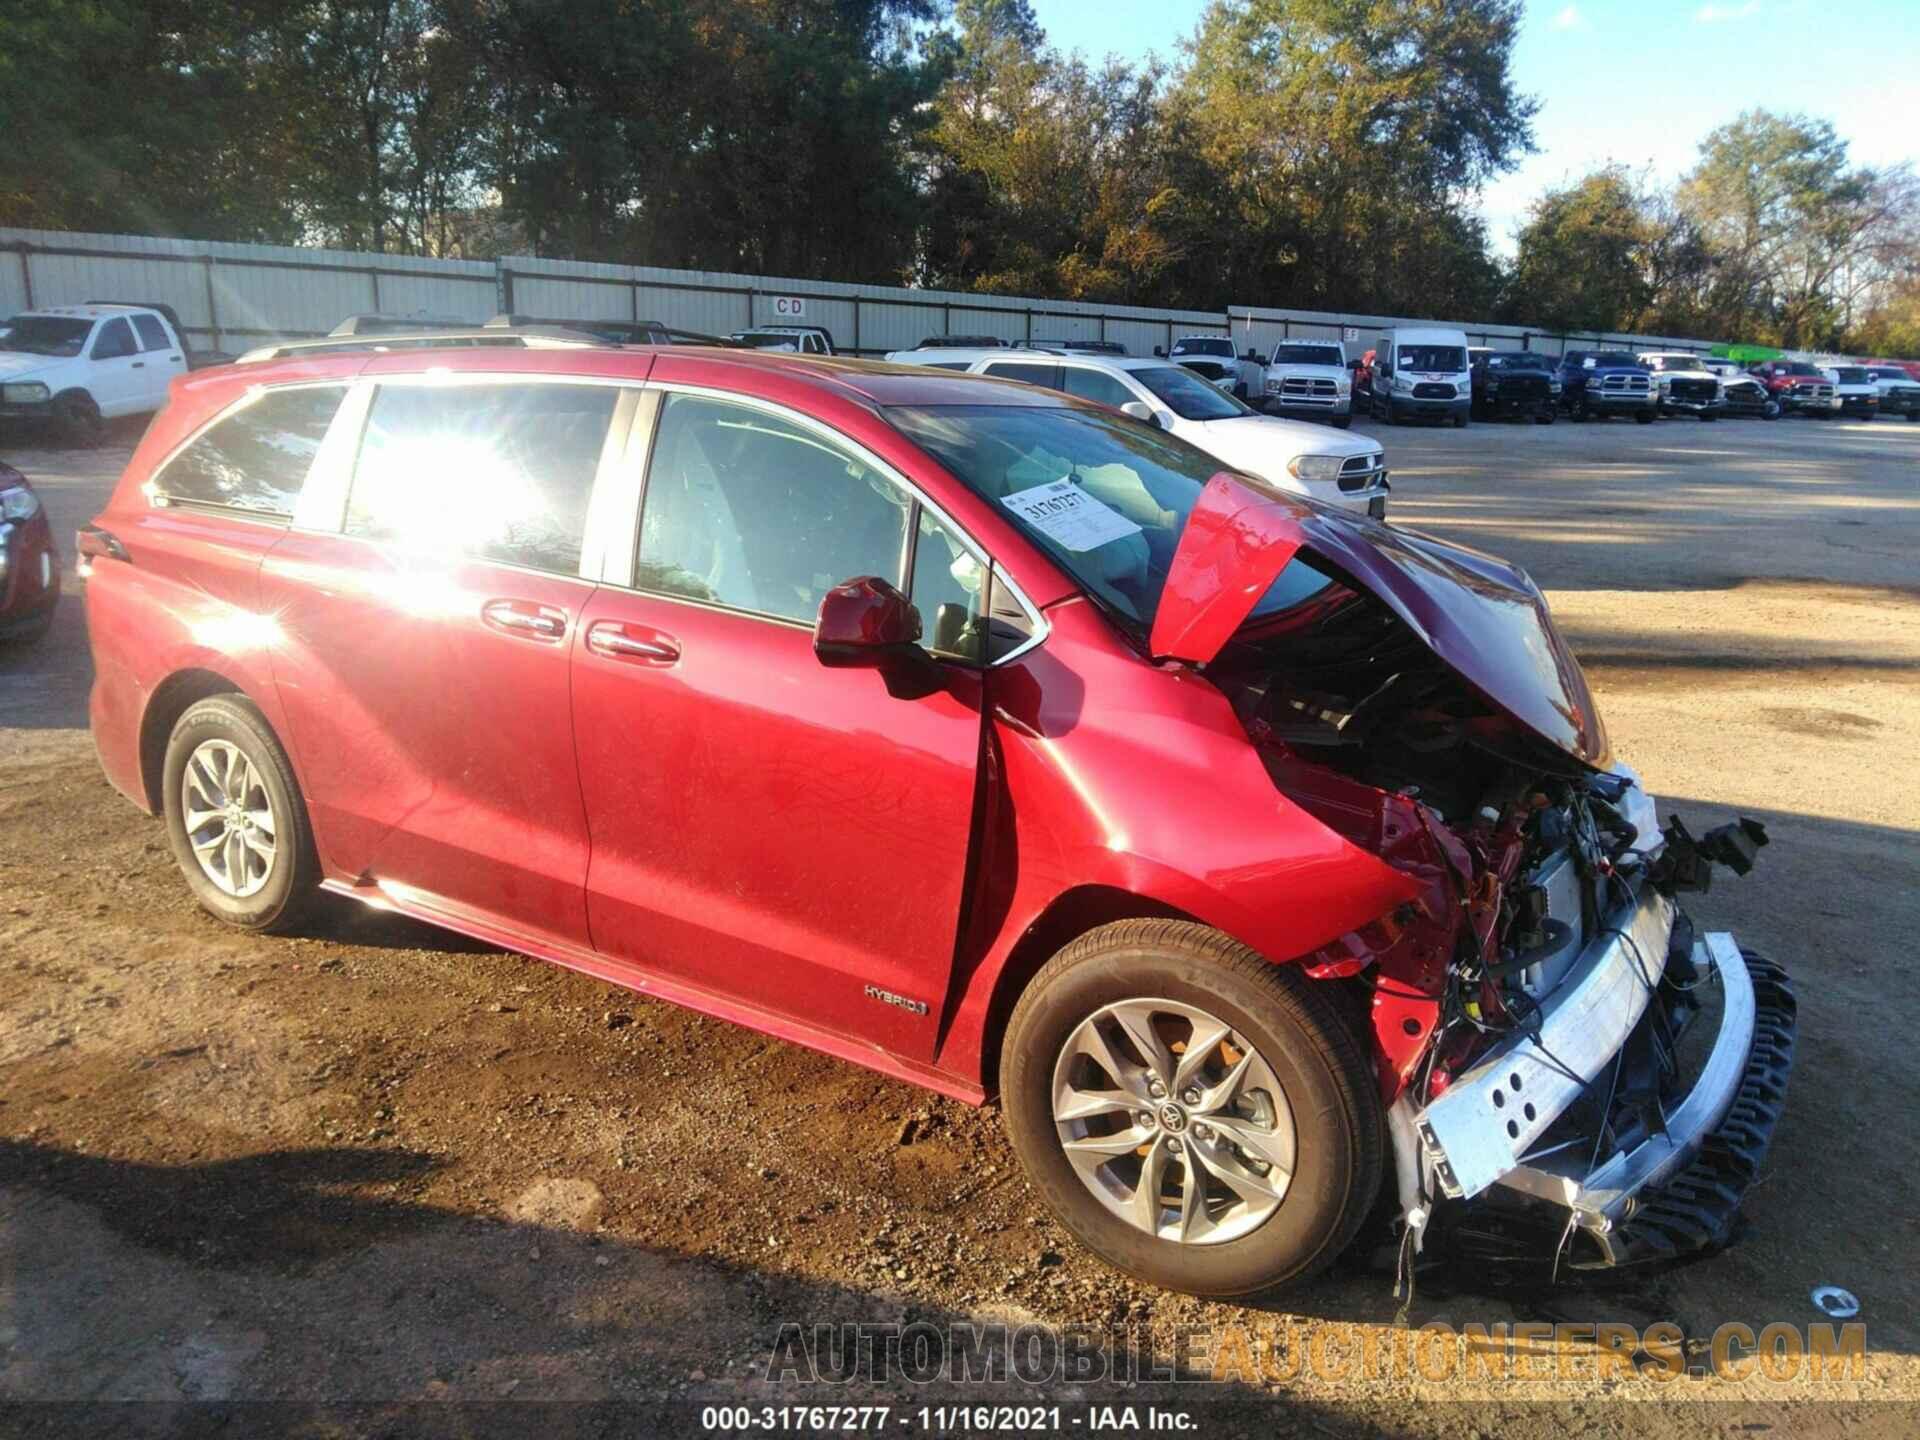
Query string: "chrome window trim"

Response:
xmin=618 ymin=381 xmax=1050 ymax=667
xmin=147 ymin=378 xmax=356 ymax=521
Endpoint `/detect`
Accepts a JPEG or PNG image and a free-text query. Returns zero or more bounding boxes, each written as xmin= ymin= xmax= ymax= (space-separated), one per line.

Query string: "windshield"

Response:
xmin=1487 ymin=353 xmax=1552 ymax=370
xmin=1398 ymin=345 xmax=1466 ymax=372
xmin=1270 ymin=344 xmax=1344 ymax=367
xmin=887 ymin=404 xmax=1332 ymax=634
xmin=1593 ymin=353 xmax=1641 ymax=368
xmin=0 ymin=315 xmax=93 ymax=357
xmin=736 ymin=331 xmax=802 ymax=350
xmin=1133 ymin=364 xmax=1253 ymax=420
xmin=1869 ymin=367 xmax=1912 ymax=381
xmin=1781 ymin=362 xmax=1823 ymax=377
xmin=1832 ymin=367 xmax=1870 ymax=382
xmin=1170 ymin=338 xmax=1233 ymax=358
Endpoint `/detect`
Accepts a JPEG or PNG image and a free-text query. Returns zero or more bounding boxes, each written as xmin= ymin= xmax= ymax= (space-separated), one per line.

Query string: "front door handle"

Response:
xmin=131 ymin=360 xmax=146 ymax=368
xmin=586 ymin=620 xmax=680 ymax=664
xmin=481 ymin=599 xmax=567 ymax=641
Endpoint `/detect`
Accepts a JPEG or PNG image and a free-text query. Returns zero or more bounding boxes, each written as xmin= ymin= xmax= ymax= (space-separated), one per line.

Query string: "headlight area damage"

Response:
xmin=1155 ymin=476 xmax=1796 ymax=1284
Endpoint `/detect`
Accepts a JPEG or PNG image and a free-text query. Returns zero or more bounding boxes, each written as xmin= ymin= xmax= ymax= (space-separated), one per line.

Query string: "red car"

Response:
xmin=1 ymin=461 xmax=60 ymax=645
xmin=81 ymin=335 xmax=1792 ymax=1295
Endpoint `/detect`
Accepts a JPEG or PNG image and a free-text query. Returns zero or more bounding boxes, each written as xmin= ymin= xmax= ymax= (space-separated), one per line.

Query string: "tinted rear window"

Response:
xmin=154 ymin=385 xmax=347 ymax=515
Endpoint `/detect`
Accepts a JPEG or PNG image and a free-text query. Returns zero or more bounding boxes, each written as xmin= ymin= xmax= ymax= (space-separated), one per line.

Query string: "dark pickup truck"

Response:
xmin=1558 ymin=350 xmax=1656 ymax=423
xmin=1471 ymin=351 xmax=1558 ymax=422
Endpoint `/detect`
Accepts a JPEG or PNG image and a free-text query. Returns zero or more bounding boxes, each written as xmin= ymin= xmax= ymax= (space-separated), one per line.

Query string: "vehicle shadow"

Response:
xmin=0 ymin=1136 xmax=1395 ymax=1435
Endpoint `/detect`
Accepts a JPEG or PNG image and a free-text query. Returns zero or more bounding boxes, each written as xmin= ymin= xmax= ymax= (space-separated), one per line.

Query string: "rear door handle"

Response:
xmin=481 ymin=599 xmax=568 ymax=641
xmin=586 ymin=620 xmax=680 ymax=664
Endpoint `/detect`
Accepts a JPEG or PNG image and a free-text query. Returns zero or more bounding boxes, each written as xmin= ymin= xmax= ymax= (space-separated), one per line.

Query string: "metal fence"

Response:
xmin=1 ymin=226 xmax=1722 ymax=360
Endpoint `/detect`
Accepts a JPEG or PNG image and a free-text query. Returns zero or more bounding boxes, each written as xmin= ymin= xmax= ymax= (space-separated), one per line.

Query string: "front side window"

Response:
xmin=1132 ymin=364 xmax=1250 ymax=420
xmin=92 ymin=318 xmax=137 ymax=360
xmin=1060 ymin=366 xmax=1138 ymax=410
xmin=346 ymin=382 xmax=617 ymax=574
xmin=132 ymin=314 xmax=172 ymax=352
xmin=636 ymin=394 xmax=910 ymax=624
xmin=155 ymin=385 xmax=347 ymax=515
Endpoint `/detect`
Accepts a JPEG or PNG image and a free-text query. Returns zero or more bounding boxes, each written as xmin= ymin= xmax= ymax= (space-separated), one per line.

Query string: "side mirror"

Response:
xmin=813 ymin=576 xmax=942 ymax=698
xmin=1153 ymin=345 xmax=1167 ymax=358
xmin=1120 ymin=400 xmax=1159 ymax=427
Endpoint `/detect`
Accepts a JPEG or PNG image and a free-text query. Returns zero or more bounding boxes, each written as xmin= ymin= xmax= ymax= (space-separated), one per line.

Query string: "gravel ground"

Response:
xmin=1 ymin=408 xmax=1915 ymax=1437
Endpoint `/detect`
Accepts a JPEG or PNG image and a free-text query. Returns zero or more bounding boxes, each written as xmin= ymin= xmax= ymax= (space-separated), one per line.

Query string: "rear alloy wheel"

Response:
xmin=1002 ymin=920 xmax=1380 ymax=1296
xmin=162 ymin=694 xmax=320 ymax=932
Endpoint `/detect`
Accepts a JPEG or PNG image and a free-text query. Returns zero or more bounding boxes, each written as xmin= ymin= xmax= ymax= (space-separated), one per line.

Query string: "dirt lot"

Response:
xmin=2 ymin=410 xmax=1916 ymax=1437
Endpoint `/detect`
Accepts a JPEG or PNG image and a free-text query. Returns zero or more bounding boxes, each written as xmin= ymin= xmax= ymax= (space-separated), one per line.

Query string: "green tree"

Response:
xmin=0 ymin=0 xmax=304 ymax=238
xmin=1678 ymin=109 xmax=1892 ymax=347
xmin=1163 ymin=0 xmax=1535 ymax=316
xmin=1505 ymin=168 xmax=1654 ymax=333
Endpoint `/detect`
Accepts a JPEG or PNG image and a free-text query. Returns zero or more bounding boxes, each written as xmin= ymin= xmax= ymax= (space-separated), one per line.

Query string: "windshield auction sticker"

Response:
xmin=1002 ymin=479 xmax=1143 ymax=552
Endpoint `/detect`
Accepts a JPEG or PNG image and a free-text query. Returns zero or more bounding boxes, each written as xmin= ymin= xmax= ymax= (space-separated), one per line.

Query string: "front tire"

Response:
xmin=162 ymin=694 xmax=321 ymax=933
xmin=1001 ymin=920 xmax=1382 ymax=1297
xmin=54 ymin=391 xmax=103 ymax=448
xmin=1331 ymin=415 xmax=1352 ymax=430
xmin=1634 ymin=408 xmax=1656 ymax=424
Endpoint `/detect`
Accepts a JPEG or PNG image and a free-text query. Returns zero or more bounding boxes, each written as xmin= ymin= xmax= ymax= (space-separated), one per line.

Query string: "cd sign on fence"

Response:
xmin=772 ymin=296 xmax=807 ymax=319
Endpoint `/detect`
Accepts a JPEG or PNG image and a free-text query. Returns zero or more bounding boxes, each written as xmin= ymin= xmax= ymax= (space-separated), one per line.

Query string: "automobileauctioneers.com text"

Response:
xmin=762 ymin=1319 xmax=1868 ymax=1387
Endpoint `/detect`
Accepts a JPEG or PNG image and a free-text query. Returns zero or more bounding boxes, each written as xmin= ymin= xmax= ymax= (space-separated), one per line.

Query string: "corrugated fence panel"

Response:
xmin=3 ymin=228 xmax=1727 ymax=361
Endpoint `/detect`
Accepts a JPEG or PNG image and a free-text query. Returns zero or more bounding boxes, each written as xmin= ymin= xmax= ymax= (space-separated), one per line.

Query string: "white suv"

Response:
xmin=0 ymin=304 xmax=188 ymax=443
xmin=886 ymin=348 xmax=1390 ymax=518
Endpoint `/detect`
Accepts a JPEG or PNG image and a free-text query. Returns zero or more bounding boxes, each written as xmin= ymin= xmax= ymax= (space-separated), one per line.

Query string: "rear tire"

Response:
xmin=1001 ymin=920 xmax=1382 ymax=1297
xmin=162 ymin=694 xmax=321 ymax=933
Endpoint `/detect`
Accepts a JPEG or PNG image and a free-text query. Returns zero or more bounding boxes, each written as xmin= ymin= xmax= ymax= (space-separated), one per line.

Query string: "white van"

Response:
xmin=1368 ymin=326 xmax=1471 ymax=427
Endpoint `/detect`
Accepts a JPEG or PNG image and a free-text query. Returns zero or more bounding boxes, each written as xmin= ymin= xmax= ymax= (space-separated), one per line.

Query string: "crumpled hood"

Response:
xmin=0 ymin=353 xmax=60 ymax=382
xmin=1150 ymin=474 xmax=1610 ymax=769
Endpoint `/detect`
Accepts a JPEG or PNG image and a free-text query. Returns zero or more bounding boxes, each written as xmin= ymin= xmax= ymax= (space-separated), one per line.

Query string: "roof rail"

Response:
xmin=235 ymin=326 xmax=616 ymax=364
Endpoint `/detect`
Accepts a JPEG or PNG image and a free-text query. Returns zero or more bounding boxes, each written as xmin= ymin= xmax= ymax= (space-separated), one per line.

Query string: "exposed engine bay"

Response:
xmin=1213 ymin=562 xmax=1794 ymax=1283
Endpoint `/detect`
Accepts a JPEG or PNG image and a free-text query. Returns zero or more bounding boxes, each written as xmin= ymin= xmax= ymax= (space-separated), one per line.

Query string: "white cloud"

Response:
xmin=1696 ymin=0 xmax=1762 ymax=21
xmin=1552 ymin=4 xmax=1587 ymax=30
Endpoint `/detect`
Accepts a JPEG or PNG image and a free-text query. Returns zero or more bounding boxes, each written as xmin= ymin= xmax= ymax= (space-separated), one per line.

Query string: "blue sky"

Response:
xmin=1034 ymin=0 xmax=1920 ymax=254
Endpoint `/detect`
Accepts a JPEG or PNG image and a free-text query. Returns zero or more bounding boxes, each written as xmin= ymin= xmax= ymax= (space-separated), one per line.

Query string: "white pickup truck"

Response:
xmin=0 ymin=303 xmax=189 ymax=443
xmin=1259 ymin=339 xmax=1354 ymax=428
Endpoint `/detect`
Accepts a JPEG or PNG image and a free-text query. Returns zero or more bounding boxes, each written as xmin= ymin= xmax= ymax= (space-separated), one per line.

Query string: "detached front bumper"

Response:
xmin=1414 ymin=888 xmax=1794 ymax=1268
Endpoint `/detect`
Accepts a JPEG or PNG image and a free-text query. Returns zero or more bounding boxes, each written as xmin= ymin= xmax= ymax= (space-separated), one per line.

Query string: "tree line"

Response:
xmin=2 ymin=0 xmax=1913 ymax=353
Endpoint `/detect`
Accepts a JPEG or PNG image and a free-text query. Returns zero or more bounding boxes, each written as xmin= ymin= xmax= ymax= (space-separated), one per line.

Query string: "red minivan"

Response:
xmin=82 ymin=332 xmax=1791 ymax=1294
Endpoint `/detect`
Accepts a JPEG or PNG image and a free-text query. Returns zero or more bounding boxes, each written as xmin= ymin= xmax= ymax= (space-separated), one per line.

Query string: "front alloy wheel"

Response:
xmin=1002 ymin=919 xmax=1381 ymax=1296
xmin=1052 ymin=998 xmax=1295 ymax=1246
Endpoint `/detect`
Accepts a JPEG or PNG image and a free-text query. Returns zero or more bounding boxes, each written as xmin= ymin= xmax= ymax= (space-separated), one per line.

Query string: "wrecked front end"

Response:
xmin=1159 ymin=477 xmax=1796 ymax=1279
